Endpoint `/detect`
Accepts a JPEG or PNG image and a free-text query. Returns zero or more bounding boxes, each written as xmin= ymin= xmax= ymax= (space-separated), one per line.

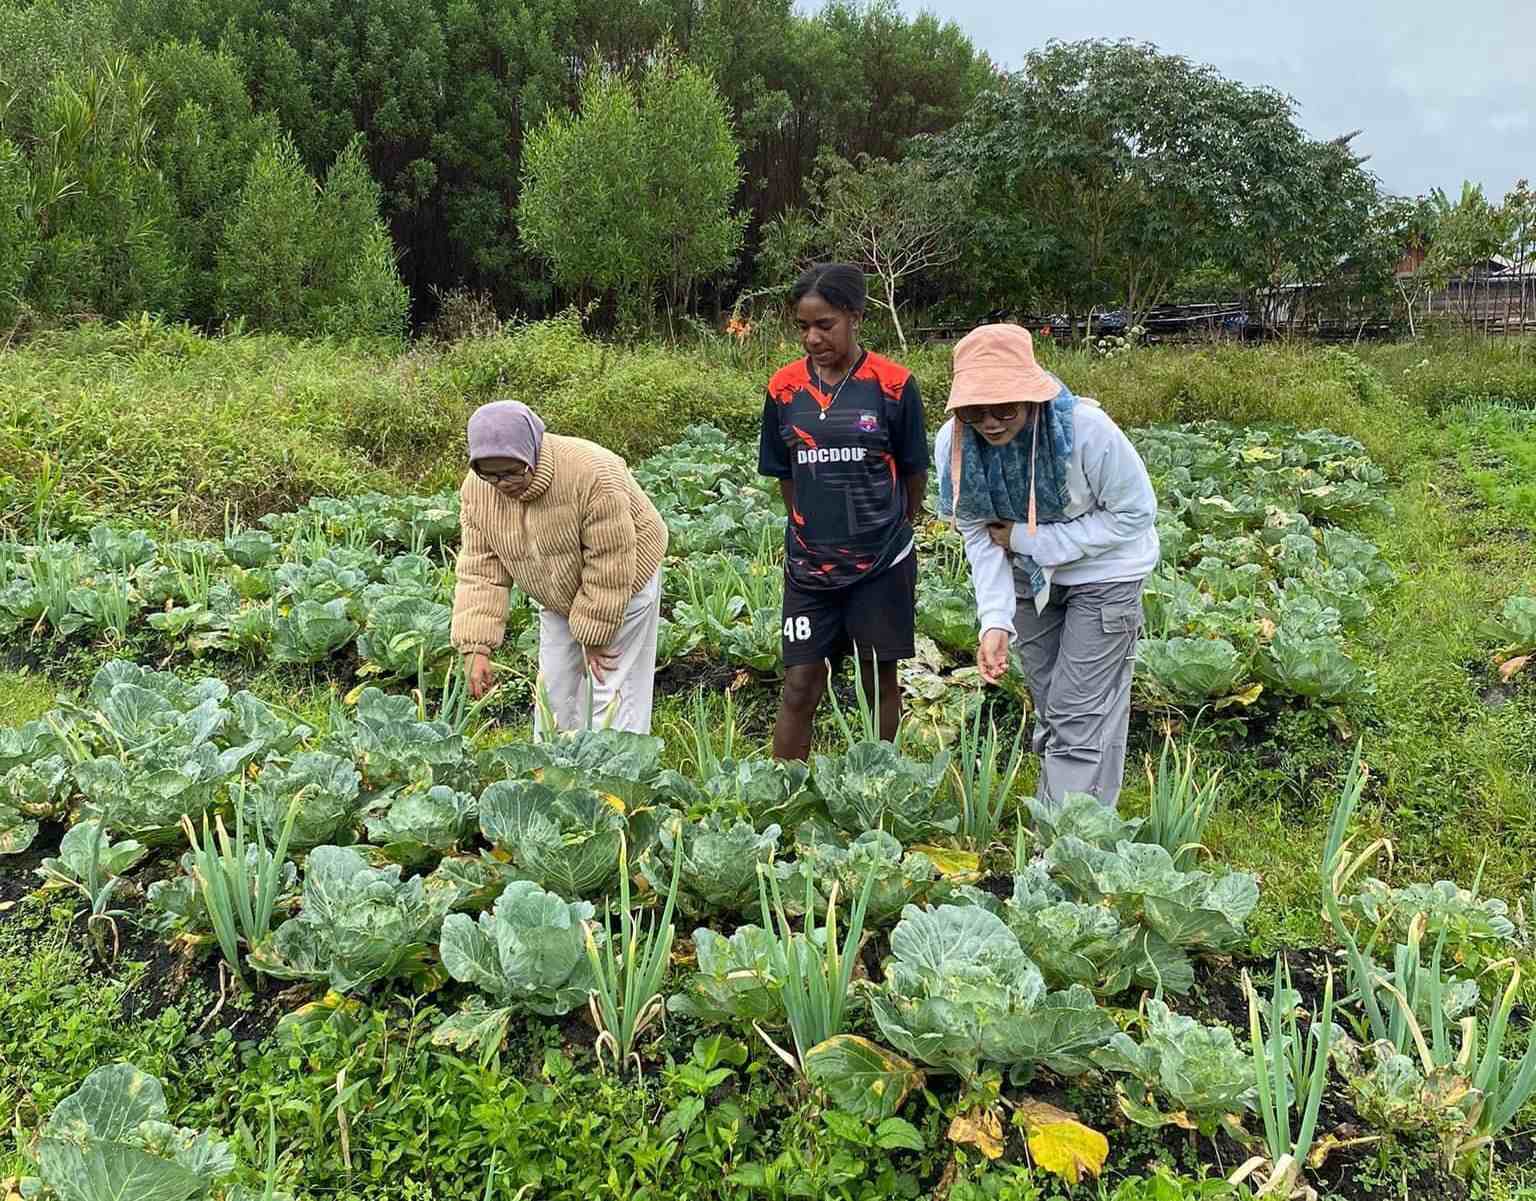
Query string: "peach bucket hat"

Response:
xmin=945 ymin=323 xmax=1060 ymax=412
xmin=944 ymin=324 xmax=1062 ymax=536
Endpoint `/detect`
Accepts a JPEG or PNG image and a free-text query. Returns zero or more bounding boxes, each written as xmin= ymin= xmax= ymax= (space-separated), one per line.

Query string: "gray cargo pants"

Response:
xmin=1014 ymin=578 xmax=1145 ymax=809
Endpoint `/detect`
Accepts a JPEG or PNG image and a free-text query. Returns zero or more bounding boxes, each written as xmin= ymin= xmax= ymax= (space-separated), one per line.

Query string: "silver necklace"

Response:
xmin=813 ymin=353 xmax=859 ymax=420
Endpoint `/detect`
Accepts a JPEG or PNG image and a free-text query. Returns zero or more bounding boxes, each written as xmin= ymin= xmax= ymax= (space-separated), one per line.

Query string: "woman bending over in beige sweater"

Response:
xmin=450 ymin=400 xmax=669 ymax=735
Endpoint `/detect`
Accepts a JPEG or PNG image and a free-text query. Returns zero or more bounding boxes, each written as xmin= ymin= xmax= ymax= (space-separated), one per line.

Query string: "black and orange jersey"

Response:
xmin=757 ymin=350 xmax=927 ymax=591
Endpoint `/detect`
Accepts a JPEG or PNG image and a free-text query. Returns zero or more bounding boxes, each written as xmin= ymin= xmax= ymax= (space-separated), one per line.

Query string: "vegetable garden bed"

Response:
xmin=2 ymin=417 xmax=1535 ymax=1200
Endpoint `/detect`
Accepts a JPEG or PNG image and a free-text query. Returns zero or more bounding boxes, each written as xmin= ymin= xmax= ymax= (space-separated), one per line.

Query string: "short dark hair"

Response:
xmin=789 ymin=263 xmax=867 ymax=315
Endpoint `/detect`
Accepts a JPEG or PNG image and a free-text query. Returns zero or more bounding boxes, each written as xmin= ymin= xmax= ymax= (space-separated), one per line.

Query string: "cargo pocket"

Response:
xmin=1100 ymin=602 xmax=1143 ymax=661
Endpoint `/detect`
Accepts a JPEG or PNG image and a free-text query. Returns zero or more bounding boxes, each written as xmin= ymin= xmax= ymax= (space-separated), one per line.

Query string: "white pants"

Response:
xmin=536 ymin=570 xmax=662 ymax=736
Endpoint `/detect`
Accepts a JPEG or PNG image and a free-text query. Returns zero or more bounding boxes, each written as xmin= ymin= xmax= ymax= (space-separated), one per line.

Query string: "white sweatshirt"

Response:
xmin=935 ymin=406 xmax=1161 ymax=636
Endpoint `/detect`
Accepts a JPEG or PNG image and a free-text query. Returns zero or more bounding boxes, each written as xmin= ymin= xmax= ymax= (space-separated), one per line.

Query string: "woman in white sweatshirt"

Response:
xmin=935 ymin=324 xmax=1159 ymax=808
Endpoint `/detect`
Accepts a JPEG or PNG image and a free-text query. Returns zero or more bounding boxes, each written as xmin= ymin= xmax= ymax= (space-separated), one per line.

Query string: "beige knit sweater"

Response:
xmin=451 ymin=434 xmax=668 ymax=653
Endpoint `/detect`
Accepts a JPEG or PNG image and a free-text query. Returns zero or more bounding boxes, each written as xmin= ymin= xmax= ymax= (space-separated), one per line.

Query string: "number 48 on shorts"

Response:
xmin=783 ymin=615 xmax=812 ymax=642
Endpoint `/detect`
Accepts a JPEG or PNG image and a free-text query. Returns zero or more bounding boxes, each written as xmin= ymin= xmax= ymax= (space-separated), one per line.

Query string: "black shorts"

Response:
xmin=781 ymin=553 xmax=917 ymax=668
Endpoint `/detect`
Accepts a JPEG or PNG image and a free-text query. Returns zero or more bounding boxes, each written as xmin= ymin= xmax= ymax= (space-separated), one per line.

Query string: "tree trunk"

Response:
xmin=887 ymin=289 xmax=909 ymax=355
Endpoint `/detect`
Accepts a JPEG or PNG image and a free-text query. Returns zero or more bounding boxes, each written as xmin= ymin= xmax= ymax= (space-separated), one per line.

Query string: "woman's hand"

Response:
xmin=986 ymin=521 xmax=1013 ymax=551
xmin=466 ymin=652 xmax=495 ymax=700
xmin=977 ymin=628 xmax=1012 ymax=684
xmin=584 ymin=644 xmax=620 ymax=684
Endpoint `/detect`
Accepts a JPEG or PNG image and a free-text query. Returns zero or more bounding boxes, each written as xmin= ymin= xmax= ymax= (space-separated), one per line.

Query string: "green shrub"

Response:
xmin=1370 ymin=339 xmax=1536 ymax=414
xmin=431 ymin=309 xmax=608 ymax=403
xmin=542 ymin=349 xmax=761 ymax=460
xmin=21 ymin=56 xmax=186 ymax=321
xmin=215 ymin=133 xmax=407 ymax=339
xmin=215 ymin=134 xmax=319 ymax=332
xmin=0 ymin=138 xmax=35 ymax=328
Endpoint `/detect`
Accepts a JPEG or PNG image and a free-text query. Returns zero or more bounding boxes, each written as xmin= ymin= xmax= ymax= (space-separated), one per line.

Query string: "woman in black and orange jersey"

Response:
xmin=758 ymin=263 xmax=929 ymax=760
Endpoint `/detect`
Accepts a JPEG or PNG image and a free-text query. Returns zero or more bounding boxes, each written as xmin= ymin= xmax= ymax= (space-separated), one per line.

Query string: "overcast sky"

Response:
xmin=897 ymin=0 xmax=1534 ymax=201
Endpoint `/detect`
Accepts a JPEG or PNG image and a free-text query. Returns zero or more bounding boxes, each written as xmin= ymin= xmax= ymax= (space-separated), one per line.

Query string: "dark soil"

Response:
xmin=559 ymin=1007 xmax=597 ymax=1051
xmin=858 ymin=929 xmax=891 ymax=986
xmin=1185 ymin=945 xmax=1342 ymax=1033
xmin=0 ymin=820 xmax=66 ymax=907
xmin=1 ymin=642 xmax=48 ymax=674
xmin=78 ymin=896 xmax=290 ymax=1046
xmin=974 ymin=874 xmax=1013 ymax=904
xmin=655 ymin=653 xmax=749 ymax=696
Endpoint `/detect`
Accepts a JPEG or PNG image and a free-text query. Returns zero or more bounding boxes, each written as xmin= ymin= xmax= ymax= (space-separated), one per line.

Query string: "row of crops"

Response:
xmin=2 ymin=421 xmax=1402 ymax=720
xmin=6 ymin=651 xmax=1536 ymax=1196
xmin=5 ymin=417 xmax=1536 ymax=1197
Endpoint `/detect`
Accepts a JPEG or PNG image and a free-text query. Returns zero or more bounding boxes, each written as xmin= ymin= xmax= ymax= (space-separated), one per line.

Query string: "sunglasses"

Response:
xmin=474 ymin=462 xmax=530 ymax=483
xmin=954 ymin=404 xmax=1027 ymax=425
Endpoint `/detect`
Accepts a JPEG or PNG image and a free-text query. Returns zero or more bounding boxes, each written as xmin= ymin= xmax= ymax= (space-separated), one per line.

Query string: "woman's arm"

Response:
xmin=893 ymin=374 xmax=929 ymax=524
xmin=1009 ymin=416 xmax=1156 ymax=567
xmin=779 ymin=478 xmax=795 ymax=514
xmin=960 ymin=519 xmax=1018 ymax=637
xmin=450 ymin=501 xmax=513 ymax=656
xmin=938 ymin=411 xmax=1017 ymax=635
xmin=567 ymin=466 xmax=639 ymax=648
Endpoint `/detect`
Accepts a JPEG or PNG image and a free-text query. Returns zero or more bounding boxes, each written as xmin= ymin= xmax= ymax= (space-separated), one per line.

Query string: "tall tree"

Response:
xmin=103 ymin=0 xmax=988 ymax=315
xmin=519 ymin=55 xmax=745 ymax=322
xmin=1423 ymin=182 xmax=1512 ymax=330
xmin=933 ymin=39 xmax=1339 ymax=335
xmin=11 ymin=54 xmax=184 ymax=319
xmin=215 ymin=133 xmax=408 ymax=337
xmin=1502 ymin=180 xmax=1535 ymax=332
xmin=810 ymin=151 xmax=969 ymax=352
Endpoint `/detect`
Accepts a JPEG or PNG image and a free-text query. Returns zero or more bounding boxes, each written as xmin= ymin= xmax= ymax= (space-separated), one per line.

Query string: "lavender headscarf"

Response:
xmin=467 ymin=400 xmax=546 ymax=470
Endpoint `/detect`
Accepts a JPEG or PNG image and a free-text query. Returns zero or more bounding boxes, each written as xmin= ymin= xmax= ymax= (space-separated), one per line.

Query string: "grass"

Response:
xmin=1156 ymin=398 xmax=1536 ymax=952
xmin=1455 ymin=404 xmax=1536 ymax=527
xmin=8 ymin=317 xmax=1528 ymax=536
xmin=0 ymin=670 xmax=56 ymax=724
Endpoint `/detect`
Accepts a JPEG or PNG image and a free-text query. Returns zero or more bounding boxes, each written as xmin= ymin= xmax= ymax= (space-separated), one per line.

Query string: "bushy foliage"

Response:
xmin=0 ymin=138 xmax=37 ymax=327
xmin=19 ymin=56 xmax=185 ymax=319
xmin=520 ymin=56 xmax=745 ymax=315
xmin=217 ymin=134 xmax=405 ymax=338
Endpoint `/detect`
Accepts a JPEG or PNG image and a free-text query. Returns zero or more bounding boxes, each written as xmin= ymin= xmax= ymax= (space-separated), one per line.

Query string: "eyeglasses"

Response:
xmin=474 ymin=462 xmax=530 ymax=483
xmin=954 ymin=404 xmax=1025 ymax=425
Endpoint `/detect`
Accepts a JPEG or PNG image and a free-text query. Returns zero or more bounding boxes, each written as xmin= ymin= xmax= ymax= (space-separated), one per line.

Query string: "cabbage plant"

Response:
xmin=479 ymin=780 xmax=659 ymax=900
xmin=868 ymin=904 xmax=1116 ymax=1085
xmin=640 ymin=814 xmax=780 ymax=918
xmin=814 ymin=742 xmax=954 ymax=844
xmin=481 ymin=728 xmax=664 ymax=798
xmin=338 ymin=688 xmax=474 ymax=795
xmin=777 ymin=830 xmax=940 ymax=926
xmin=1045 ymin=838 xmax=1258 ymax=947
xmin=433 ymin=881 xmax=599 ymax=1065
xmin=1096 ymin=999 xmax=1255 ymax=1134
xmin=244 ymin=751 xmax=362 ymax=850
xmin=0 ymin=752 xmax=71 ymax=855
xmin=1042 ymin=838 xmax=1258 ymax=991
xmin=250 ymin=845 xmax=455 ymax=993
xmin=1002 ymin=867 xmax=1184 ymax=995
xmin=693 ymin=757 xmax=820 ymax=830
xmin=1343 ymin=877 xmax=1516 ymax=972
xmin=667 ymin=924 xmax=786 ymax=1027
xmin=25 ymin=1062 xmax=236 ymax=1201
xmin=1024 ymin=792 xmax=1143 ymax=853
xmin=356 ymin=593 xmax=454 ymax=682
xmin=364 ymin=785 xmax=477 ymax=865
xmin=1136 ymin=637 xmax=1246 ymax=705
xmin=271 ymin=597 xmax=358 ymax=664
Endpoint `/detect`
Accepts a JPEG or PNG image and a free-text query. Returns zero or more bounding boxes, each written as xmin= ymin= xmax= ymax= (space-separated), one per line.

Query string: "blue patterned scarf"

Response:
xmin=939 ymin=379 xmax=1078 ymax=597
